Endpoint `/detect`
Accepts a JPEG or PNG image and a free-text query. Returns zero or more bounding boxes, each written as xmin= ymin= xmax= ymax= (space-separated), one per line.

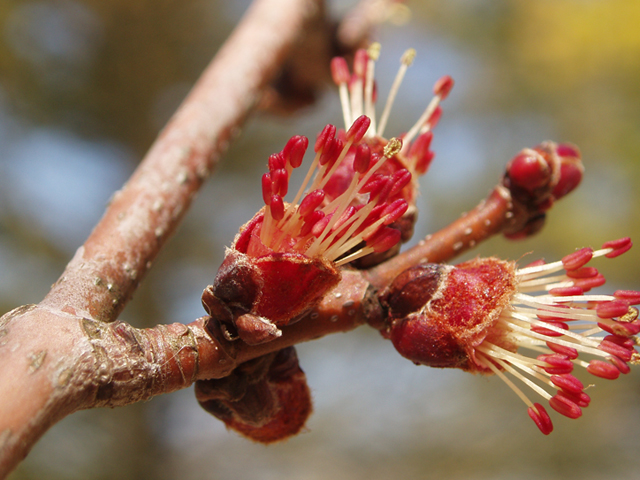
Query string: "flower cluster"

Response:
xmin=202 ymin=44 xmax=453 ymax=345
xmin=382 ymin=237 xmax=639 ymax=434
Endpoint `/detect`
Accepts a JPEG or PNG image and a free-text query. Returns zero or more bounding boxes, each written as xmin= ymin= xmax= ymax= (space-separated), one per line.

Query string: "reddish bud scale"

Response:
xmin=196 ymin=347 xmax=312 ymax=444
xmin=507 ymin=150 xmax=550 ymax=192
xmin=204 ymin=220 xmax=341 ymax=345
xmin=551 ymin=143 xmax=584 ymax=200
xmin=383 ymin=258 xmax=517 ymax=371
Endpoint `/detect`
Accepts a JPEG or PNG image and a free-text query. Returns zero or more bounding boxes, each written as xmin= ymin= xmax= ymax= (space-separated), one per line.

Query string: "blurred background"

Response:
xmin=2 ymin=0 xmax=639 ymax=478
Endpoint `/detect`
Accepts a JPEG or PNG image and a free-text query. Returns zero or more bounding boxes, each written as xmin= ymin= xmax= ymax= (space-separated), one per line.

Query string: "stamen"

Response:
xmin=364 ymin=43 xmax=381 ymax=136
xmin=331 ymin=57 xmax=352 ymax=128
xmin=377 ymin=48 xmax=416 ymax=138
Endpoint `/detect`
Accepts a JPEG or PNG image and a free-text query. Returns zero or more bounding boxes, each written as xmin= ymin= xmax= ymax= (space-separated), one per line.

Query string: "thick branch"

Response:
xmin=365 ymin=186 xmax=512 ymax=289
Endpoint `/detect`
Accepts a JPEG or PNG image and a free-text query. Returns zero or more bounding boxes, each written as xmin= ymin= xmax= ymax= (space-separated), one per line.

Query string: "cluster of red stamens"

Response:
xmin=483 ymin=237 xmax=640 ymax=434
xmin=382 ymin=237 xmax=639 ymax=435
xmin=255 ymin=116 xmax=408 ymax=266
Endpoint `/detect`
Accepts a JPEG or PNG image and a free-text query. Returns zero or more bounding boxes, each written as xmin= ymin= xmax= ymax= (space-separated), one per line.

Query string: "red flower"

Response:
xmin=203 ymin=43 xmax=454 ymax=344
xmin=382 ymin=237 xmax=639 ymax=435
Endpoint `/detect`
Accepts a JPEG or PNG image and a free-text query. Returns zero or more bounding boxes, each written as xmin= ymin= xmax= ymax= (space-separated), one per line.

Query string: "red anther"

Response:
xmin=389 ymin=169 xmax=412 ymax=197
xmin=262 ymin=173 xmax=273 ymax=205
xmin=537 ymin=354 xmax=574 ymax=375
xmin=602 ymin=237 xmax=632 ymax=258
xmin=408 ymin=131 xmax=433 ymax=159
xmin=556 ymin=143 xmax=581 ymax=159
xmin=314 ymin=124 xmax=337 ymax=153
xmin=608 ymin=355 xmax=631 ymax=374
xmin=587 ymin=359 xmax=620 ymax=379
xmin=319 ymin=137 xmax=341 ymax=166
xmin=360 ymin=174 xmax=386 ymax=195
xmin=548 ymin=286 xmax=584 ymax=297
xmin=382 ymin=199 xmax=409 ymax=225
xmin=299 ymin=210 xmax=324 ymax=237
xmin=269 ymin=195 xmax=285 ymax=221
xmin=561 ymin=247 xmax=593 ymax=271
xmin=531 ymin=321 xmax=568 ymax=337
xmin=603 ymin=334 xmax=635 ymax=350
xmin=614 ymin=290 xmax=640 ymax=305
xmin=598 ymin=340 xmax=633 ymax=362
xmin=596 ymin=300 xmax=630 ymax=319
xmin=565 ymin=267 xmax=598 ymax=279
xmin=374 ymin=176 xmax=393 ymax=204
xmin=367 ymin=153 xmax=381 ymax=172
xmin=528 ymin=403 xmax=553 ymax=435
xmin=282 ymin=135 xmax=308 ymax=169
xmin=523 ymin=259 xmax=546 ymax=268
xmin=507 ymin=150 xmax=549 ymax=191
xmin=346 ymin=115 xmax=371 ymax=143
xmin=353 ymin=143 xmax=372 ymax=174
xmin=298 ymin=190 xmax=325 ymax=218
xmin=550 ymin=374 xmax=584 ymax=395
xmin=552 ymin=156 xmax=584 ymax=199
xmin=333 ymin=206 xmax=356 ymax=231
xmin=415 ymin=150 xmax=435 ymax=175
xmin=330 ymin=56 xmax=350 ymax=85
xmin=271 ymin=168 xmax=289 ymax=197
xmin=597 ymin=321 xmax=640 ymax=337
xmin=546 ymin=342 xmax=579 ymax=360
xmin=433 ymin=75 xmax=454 ymax=100
xmin=353 ymin=49 xmax=368 ymax=78
xmin=554 ymin=389 xmax=590 ymax=408
xmin=369 ymin=227 xmax=401 ymax=253
xmin=550 ymin=394 xmax=582 ymax=419
xmin=311 ymin=213 xmax=331 ymax=237
xmin=572 ymin=273 xmax=605 ymax=291
xmin=268 ymin=152 xmax=286 ymax=172
xmin=357 ymin=205 xmax=386 ymax=233
xmin=427 ymin=106 xmax=443 ymax=129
